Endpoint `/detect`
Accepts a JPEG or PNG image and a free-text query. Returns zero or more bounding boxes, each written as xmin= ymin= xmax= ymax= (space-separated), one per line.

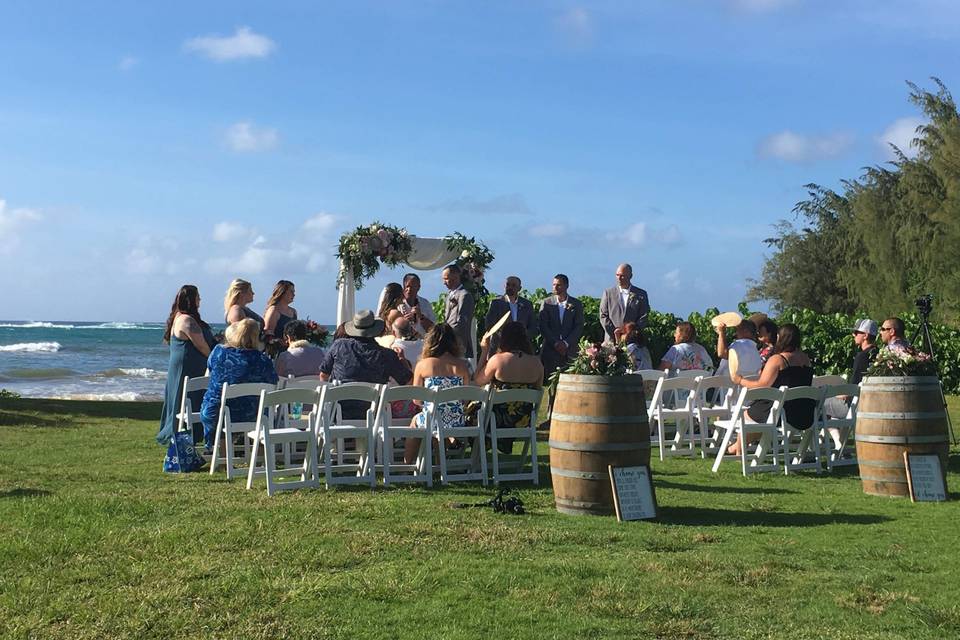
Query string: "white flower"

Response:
xmin=461 ymin=250 xmax=471 ymax=259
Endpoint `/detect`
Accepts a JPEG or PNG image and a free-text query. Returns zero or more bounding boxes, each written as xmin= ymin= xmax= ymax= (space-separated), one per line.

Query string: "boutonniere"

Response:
xmin=448 ymin=296 xmax=458 ymax=307
xmin=564 ymin=301 xmax=573 ymax=311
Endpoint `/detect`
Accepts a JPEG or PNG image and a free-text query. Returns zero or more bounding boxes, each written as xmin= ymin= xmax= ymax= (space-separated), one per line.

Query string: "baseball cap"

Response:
xmin=849 ymin=319 xmax=878 ymax=336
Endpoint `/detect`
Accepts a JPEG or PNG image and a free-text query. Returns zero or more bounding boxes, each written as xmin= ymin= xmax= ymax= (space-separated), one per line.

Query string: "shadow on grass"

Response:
xmin=654 ymin=480 xmax=798 ymax=495
xmin=0 ymin=488 xmax=52 ymax=498
xmin=657 ymin=505 xmax=891 ymax=527
xmin=0 ymin=411 xmax=69 ymax=428
xmin=0 ymin=398 xmax=162 ymax=421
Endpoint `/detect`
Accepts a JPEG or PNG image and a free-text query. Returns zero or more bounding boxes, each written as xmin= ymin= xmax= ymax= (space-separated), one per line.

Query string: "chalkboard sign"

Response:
xmin=904 ymin=453 xmax=948 ymax=502
xmin=608 ymin=465 xmax=657 ymax=521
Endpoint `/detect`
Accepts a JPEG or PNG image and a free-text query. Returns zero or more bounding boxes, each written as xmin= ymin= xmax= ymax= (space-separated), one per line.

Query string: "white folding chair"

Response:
xmin=636 ymin=369 xmax=666 ymax=411
xmin=820 ymin=383 xmax=860 ymax=470
xmin=316 ymin=383 xmax=380 ymax=488
xmin=812 ymin=374 xmax=846 ymax=388
xmin=208 ymin=382 xmax=277 ymax=479
xmin=245 ymin=388 xmax=321 ymax=495
xmin=648 ymin=377 xmax=699 ymax=460
xmin=711 ymin=387 xmax=783 ymax=475
xmin=675 ymin=368 xmax=712 ymax=379
xmin=694 ymin=375 xmax=737 ymax=458
xmin=486 ymin=386 xmax=542 ymax=485
xmin=276 ymin=376 xmax=331 ymax=465
xmin=432 ymin=385 xmax=489 ymax=485
xmin=778 ymin=386 xmax=824 ymax=475
xmin=176 ymin=374 xmax=209 ymax=441
xmin=374 ymin=385 xmax=435 ymax=487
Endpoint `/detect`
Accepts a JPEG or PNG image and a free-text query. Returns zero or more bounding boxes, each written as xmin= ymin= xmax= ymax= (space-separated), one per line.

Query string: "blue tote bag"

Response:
xmin=163 ymin=431 xmax=205 ymax=473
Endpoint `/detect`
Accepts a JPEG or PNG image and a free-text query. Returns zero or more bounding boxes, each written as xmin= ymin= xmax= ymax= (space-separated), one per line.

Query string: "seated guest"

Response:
xmin=729 ymin=323 xmax=815 ymax=455
xmin=756 ymin=318 xmax=778 ymax=366
xmin=319 ymin=310 xmax=413 ymax=418
xmin=474 ymin=321 xmax=544 ymax=453
xmin=404 ymin=323 xmax=472 ymax=464
xmin=263 ymin=280 xmax=297 ymax=339
xmin=715 ymin=320 xmax=762 ymax=381
xmin=621 ymin=321 xmax=652 ymax=371
xmin=200 ymin=318 xmax=278 ymax=452
xmin=392 ymin=316 xmax=423 ymax=366
xmin=377 ymin=282 xmax=405 ymax=335
xmin=824 ymin=318 xmax=878 ymax=423
xmin=275 ymin=320 xmax=325 ymax=378
xmin=224 ymin=278 xmax=264 ymax=329
xmin=398 ymin=273 xmax=436 ymax=337
xmin=879 ymin=317 xmax=911 ymax=355
xmin=659 ymin=321 xmax=713 ymax=372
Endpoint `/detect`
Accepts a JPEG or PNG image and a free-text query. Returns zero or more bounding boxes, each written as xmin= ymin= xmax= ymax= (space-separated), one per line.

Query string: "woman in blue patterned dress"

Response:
xmin=404 ymin=323 xmax=472 ymax=464
xmin=200 ymin=318 xmax=278 ymax=452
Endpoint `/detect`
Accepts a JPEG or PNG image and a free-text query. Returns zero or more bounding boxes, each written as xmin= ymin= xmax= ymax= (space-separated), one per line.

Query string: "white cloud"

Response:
xmin=118 ymin=55 xmax=139 ymax=71
xmin=663 ymin=268 xmax=681 ymax=289
xmin=728 ymin=0 xmax=797 ymax=13
xmin=426 ymin=193 xmax=533 ymax=216
xmin=878 ymin=116 xmax=924 ymax=160
xmin=756 ymin=130 xmax=854 ymax=163
xmin=302 ymin=212 xmax=338 ymax=234
xmin=125 ymin=247 xmax=160 ymax=274
xmin=622 ymin=222 xmax=647 ymax=247
xmin=0 ymin=198 xmax=42 ymax=254
xmin=183 ymin=26 xmax=276 ymax=62
xmin=659 ymin=224 xmax=682 ymax=246
xmin=554 ymin=7 xmax=594 ymax=47
xmin=225 ymin=121 xmax=279 ymax=153
xmin=529 ymin=223 xmax=567 ymax=238
xmin=212 ymin=221 xmax=254 ymax=243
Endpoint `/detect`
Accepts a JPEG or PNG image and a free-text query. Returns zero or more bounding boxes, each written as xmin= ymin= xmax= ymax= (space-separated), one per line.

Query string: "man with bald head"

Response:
xmin=485 ymin=275 xmax=538 ymax=353
xmin=599 ymin=263 xmax=650 ymax=345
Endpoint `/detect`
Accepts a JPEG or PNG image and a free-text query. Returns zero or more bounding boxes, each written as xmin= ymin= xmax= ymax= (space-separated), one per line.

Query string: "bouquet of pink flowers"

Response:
xmin=304 ymin=320 xmax=330 ymax=347
xmin=867 ymin=345 xmax=937 ymax=377
xmin=562 ymin=339 xmax=633 ymax=377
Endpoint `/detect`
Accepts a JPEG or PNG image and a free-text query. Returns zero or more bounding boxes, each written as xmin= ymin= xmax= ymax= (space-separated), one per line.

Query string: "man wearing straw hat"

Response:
xmin=320 ymin=310 xmax=413 ymax=418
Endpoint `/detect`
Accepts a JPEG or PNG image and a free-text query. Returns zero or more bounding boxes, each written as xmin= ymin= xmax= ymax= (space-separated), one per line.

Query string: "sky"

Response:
xmin=1 ymin=0 xmax=958 ymax=322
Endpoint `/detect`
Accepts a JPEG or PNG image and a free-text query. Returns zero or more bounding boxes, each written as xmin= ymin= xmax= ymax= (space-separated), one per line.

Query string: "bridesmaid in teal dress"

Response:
xmin=263 ymin=280 xmax=298 ymax=340
xmin=224 ymin=278 xmax=264 ymax=330
xmin=157 ymin=285 xmax=215 ymax=445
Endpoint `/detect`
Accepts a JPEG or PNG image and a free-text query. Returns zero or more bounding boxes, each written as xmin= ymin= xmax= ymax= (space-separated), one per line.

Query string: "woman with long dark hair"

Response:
xmin=157 ymin=285 xmax=216 ymax=445
xmin=377 ymin=282 xmax=405 ymax=335
xmin=263 ymin=280 xmax=297 ymax=339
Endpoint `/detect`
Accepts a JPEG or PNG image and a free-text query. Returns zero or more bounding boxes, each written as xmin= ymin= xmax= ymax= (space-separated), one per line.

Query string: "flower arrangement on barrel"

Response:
xmin=337 ymin=222 xmax=413 ymax=289
xmin=866 ymin=345 xmax=937 ymax=377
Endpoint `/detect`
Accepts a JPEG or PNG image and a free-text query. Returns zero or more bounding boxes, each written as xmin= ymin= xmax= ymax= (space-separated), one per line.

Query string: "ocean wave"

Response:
xmin=0 ymin=322 xmax=74 ymax=329
xmin=88 ymin=322 xmax=158 ymax=330
xmin=0 ymin=341 xmax=62 ymax=353
xmin=98 ymin=367 xmax=165 ymax=379
xmin=52 ymin=391 xmax=161 ymax=402
xmin=1 ymin=367 xmax=77 ymax=380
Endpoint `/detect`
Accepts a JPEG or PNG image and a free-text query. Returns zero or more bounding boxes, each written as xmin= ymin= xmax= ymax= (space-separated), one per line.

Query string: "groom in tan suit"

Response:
xmin=442 ymin=264 xmax=475 ymax=358
xmin=599 ymin=263 xmax=649 ymax=345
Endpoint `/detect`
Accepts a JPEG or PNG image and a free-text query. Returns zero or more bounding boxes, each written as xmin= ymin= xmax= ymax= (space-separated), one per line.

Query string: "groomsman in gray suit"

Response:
xmin=442 ymin=264 xmax=476 ymax=358
xmin=539 ymin=273 xmax=584 ymax=428
xmin=599 ymin=263 xmax=649 ymax=344
xmin=484 ymin=275 xmax=538 ymax=353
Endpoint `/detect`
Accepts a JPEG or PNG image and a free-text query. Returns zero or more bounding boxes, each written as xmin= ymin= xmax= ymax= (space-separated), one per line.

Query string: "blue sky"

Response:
xmin=1 ymin=1 xmax=958 ymax=322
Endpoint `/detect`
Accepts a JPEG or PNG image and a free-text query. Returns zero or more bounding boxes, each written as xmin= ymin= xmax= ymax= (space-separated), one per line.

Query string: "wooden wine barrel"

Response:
xmin=549 ymin=374 xmax=650 ymax=516
xmin=855 ymin=376 xmax=949 ymax=498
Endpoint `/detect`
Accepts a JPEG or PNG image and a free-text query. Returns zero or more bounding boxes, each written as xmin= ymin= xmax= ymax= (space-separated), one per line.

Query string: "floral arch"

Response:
xmin=335 ymin=222 xmax=494 ymax=326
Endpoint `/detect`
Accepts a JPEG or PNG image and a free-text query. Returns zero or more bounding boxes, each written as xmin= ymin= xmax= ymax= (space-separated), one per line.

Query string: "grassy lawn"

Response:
xmin=2 ymin=397 xmax=960 ymax=639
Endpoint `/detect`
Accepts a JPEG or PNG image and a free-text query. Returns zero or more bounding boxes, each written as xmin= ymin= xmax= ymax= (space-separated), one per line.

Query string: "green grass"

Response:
xmin=2 ymin=397 xmax=960 ymax=639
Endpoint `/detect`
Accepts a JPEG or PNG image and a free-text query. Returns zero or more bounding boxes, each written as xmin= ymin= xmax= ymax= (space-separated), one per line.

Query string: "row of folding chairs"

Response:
xmin=176 ymin=375 xmax=541 ymax=495
xmin=635 ymin=370 xmax=859 ymax=474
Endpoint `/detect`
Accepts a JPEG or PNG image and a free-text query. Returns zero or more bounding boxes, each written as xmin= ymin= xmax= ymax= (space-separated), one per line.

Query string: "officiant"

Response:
xmin=484 ymin=275 xmax=539 ymax=354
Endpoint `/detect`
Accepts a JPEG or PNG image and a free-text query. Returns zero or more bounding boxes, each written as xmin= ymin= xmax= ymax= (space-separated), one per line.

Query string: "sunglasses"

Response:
xmin=880 ymin=327 xmax=894 ymax=332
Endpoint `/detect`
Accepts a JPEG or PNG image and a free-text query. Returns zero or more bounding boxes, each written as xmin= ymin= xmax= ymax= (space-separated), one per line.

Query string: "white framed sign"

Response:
xmin=904 ymin=453 xmax=948 ymax=502
xmin=608 ymin=465 xmax=657 ymax=521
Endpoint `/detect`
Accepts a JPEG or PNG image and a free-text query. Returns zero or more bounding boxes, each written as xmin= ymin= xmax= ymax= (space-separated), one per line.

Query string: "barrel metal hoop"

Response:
xmin=550 ymin=467 xmax=609 ymax=480
xmin=862 ymin=376 xmax=941 ymax=385
xmin=860 ymin=384 xmax=941 ymax=392
xmin=858 ymin=411 xmax=945 ymax=420
xmin=555 ymin=497 xmax=611 ymax=509
xmin=859 ymin=474 xmax=908 ymax=484
xmin=557 ymin=384 xmax=642 ymax=393
xmin=857 ymin=459 xmax=912 ymax=469
xmin=549 ymin=440 xmax=650 ymax=452
xmin=551 ymin=412 xmax=648 ymax=424
xmin=855 ymin=434 xmax=948 ymax=444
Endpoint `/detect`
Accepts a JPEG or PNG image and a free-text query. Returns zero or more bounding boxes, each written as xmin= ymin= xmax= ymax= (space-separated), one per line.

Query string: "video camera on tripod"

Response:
xmin=915 ymin=293 xmax=933 ymax=318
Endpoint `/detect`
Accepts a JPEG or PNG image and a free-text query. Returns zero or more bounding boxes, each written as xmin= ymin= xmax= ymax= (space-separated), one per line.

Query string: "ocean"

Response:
xmin=0 ymin=320 xmax=225 ymax=401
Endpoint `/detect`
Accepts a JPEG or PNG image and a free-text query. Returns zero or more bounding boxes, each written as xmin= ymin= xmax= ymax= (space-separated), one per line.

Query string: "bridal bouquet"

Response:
xmin=304 ymin=320 xmax=330 ymax=347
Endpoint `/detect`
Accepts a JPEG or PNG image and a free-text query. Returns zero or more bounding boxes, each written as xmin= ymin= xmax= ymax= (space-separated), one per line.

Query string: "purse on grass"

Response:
xmin=163 ymin=431 xmax=205 ymax=473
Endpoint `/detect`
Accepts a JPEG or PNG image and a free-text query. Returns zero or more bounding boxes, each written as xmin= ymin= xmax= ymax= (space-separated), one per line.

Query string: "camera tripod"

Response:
xmin=911 ymin=309 xmax=957 ymax=445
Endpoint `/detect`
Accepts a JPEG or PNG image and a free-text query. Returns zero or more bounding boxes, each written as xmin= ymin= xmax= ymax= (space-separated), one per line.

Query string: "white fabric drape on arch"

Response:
xmin=336 ymin=236 xmax=460 ymax=325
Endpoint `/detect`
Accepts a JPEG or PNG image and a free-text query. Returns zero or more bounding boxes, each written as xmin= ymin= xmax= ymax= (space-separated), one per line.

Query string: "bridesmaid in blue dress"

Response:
xmin=263 ymin=280 xmax=298 ymax=341
xmin=224 ymin=278 xmax=265 ymax=330
xmin=157 ymin=285 xmax=215 ymax=445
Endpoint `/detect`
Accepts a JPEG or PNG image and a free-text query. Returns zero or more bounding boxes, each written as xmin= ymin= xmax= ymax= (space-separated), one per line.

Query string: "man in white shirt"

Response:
xmin=715 ymin=320 xmax=763 ymax=381
xmin=443 ymin=264 xmax=476 ymax=357
xmin=397 ymin=273 xmax=436 ymax=338
xmin=484 ymin=275 xmax=538 ymax=353
xmin=599 ymin=263 xmax=650 ymax=344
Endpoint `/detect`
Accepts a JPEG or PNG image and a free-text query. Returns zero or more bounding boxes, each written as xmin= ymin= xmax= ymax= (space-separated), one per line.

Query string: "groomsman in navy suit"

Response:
xmin=484 ymin=275 xmax=539 ymax=353
xmin=539 ymin=273 xmax=584 ymax=428
xmin=599 ymin=263 xmax=649 ymax=345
